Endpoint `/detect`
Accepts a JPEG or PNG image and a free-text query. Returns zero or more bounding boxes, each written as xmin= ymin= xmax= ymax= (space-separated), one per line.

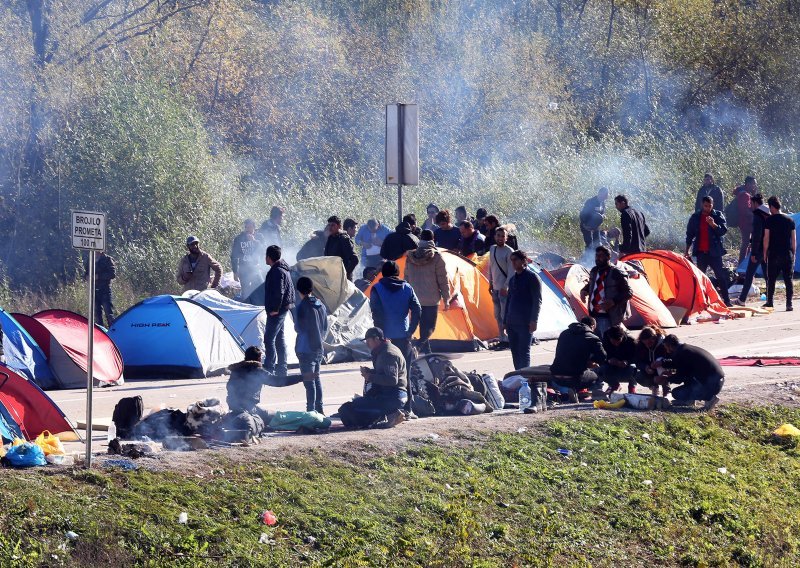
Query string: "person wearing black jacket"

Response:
xmin=549 ymin=317 xmax=607 ymax=399
xmin=231 ymin=219 xmax=265 ymax=299
xmin=598 ymin=325 xmax=637 ymax=394
xmin=733 ymin=193 xmax=770 ymax=306
xmin=503 ymin=250 xmax=542 ymax=370
xmin=380 ymin=221 xmax=419 ymax=261
xmin=763 ymin=195 xmax=797 ymax=311
xmin=264 ymin=245 xmax=295 ymax=376
xmin=694 ymin=173 xmax=724 ymax=213
xmin=85 ymin=251 xmax=117 ymax=328
xmin=615 ymin=195 xmax=650 ymax=255
xmin=324 ymin=216 xmax=359 ymax=280
xmin=661 ymin=334 xmax=724 ymax=410
xmin=580 ymin=187 xmax=608 ymax=249
xmin=685 ymin=196 xmax=732 ymax=306
xmin=580 ymin=246 xmax=632 ymax=337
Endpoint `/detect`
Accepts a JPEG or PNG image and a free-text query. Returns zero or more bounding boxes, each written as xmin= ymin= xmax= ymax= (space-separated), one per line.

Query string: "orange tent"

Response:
xmin=621 ymin=250 xmax=732 ymax=323
xmin=366 ymin=250 xmax=498 ymax=351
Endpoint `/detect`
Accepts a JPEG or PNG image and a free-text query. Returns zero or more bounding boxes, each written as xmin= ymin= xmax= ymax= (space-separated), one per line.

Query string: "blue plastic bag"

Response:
xmin=5 ymin=442 xmax=47 ymax=467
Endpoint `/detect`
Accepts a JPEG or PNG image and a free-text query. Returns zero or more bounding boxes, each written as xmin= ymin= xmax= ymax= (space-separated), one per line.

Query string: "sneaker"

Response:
xmin=404 ymin=411 xmax=419 ymax=420
xmin=563 ymin=389 xmax=579 ymax=404
xmin=591 ymin=388 xmax=609 ymax=402
xmin=577 ymin=389 xmax=592 ymax=402
xmin=787 ymin=306 xmax=794 ymax=312
xmin=731 ymin=298 xmax=746 ymax=306
xmin=372 ymin=410 xmax=406 ymax=429
xmin=703 ymin=395 xmax=720 ymax=411
xmin=762 ymin=302 xmax=774 ymax=308
xmin=493 ymin=341 xmax=510 ymax=351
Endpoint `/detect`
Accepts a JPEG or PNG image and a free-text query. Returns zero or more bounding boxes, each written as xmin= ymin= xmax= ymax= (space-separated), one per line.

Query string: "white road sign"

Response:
xmin=71 ymin=210 xmax=106 ymax=251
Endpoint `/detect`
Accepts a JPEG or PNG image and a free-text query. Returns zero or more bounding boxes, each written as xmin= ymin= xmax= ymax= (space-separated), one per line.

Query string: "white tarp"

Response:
xmin=175 ymin=299 xmax=246 ymax=376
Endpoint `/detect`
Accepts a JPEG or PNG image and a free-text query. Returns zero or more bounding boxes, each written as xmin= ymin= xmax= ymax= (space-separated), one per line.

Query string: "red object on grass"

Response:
xmin=261 ymin=510 xmax=277 ymax=526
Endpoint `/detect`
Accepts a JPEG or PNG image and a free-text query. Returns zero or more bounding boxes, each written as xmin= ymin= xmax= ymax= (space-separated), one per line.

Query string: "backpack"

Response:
xmin=723 ymin=199 xmax=739 ymax=226
xmin=112 ymin=396 xmax=144 ymax=439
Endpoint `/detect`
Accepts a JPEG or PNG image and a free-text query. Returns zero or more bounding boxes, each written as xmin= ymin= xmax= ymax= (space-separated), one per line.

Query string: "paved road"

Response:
xmin=50 ymin=308 xmax=800 ymax=445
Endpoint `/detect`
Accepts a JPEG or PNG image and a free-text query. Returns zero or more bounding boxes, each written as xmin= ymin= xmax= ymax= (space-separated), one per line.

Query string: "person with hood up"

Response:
xmin=661 ymin=334 xmax=724 ymax=411
xmin=549 ymin=316 xmax=607 ymax=402
xmin=633 ymin=325 xmax=668 ymax=395
xmin=503 ymin=250 xmax=542 ymax=370
xmin=733 ymin=193 xmax=770 ymax=306
xmin=324 ymin=215 xmax=359 ymax=280
xmin=355 ymin=219 xmax=391 ymax=268
xmin=457 ymin=220 xmax=487 ymax=257
xmin=380 ymin=219 xmax=420 ymax=261
xmin=294 ymin=276 xmax=329 ymax=414
xmin=404 ymin=230 xmax=451 ymax=355
xmin=231 ymin=219 xmax=265 ymax=299
xmin=176 ymin=235 xmax=222 ymax=293
xmin=580 ymin=245 xmax=632 ymax=338
xmin=263 ymin=245 xmax=295 ymax=377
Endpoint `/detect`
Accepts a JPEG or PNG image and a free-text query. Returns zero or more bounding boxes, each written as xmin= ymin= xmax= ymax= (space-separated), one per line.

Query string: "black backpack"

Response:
xmin=724 ymin=199 xmax=739 ymax=226
xmin=112 ymin=396 xmax=144 ymax=439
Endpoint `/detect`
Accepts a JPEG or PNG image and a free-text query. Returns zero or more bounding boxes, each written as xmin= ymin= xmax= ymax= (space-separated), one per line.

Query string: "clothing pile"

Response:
xmin=409 ymin=354 xmax=504 ymax=416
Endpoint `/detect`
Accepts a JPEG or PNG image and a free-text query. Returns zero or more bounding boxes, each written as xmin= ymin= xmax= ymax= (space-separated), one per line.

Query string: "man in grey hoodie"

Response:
xmin=405 ymin=230 xmax=451 ymax=355
xmin=488 ymin=227 xmax=514 ymax=350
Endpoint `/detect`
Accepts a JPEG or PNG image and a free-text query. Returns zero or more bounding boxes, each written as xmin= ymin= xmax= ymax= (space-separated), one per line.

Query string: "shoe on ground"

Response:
xmin=731 ymin=298 xmax=746 ymax=306
xmin=375 ymin=410 xmax=406 ymax=429
xmin=762 ymin=302 xmax=774 ymax=308
xmin=604 ymin=383 xmax=621 ymax=395
xmin=787 ymin=305 xmax=794 ymax=312
xmin=493 ymin=341 xmax=510 ymax=351
xmin=404 ymin=411 xmax=419 ymax=420
xmin=628 ymin=384 xmax=637 ymax=395
xmin=703 ymin=395 xmax=720 ymax=411
xmin=591 ymin=388 xmax=609 ymax=402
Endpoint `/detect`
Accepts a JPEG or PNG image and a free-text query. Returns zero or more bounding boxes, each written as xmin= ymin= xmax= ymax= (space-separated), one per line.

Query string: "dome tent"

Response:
xmin=0 ymin=307 xmax=57 ymax=389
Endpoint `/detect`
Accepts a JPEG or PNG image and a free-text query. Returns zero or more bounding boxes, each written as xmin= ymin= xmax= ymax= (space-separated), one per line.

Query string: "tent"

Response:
xmin=0 ymin=365 xmax=80 ymax=441
xmin=531 ymin=264 xmax=579 ymax=340
xmin=367 ymin=250 xmax=499 ymax=351
xmin=736 ymin=212 xmax=800 ymax=276
xmin=553 ymin=263 xmax=677 ymax=329
xmin=13 ymin=310 xmax=124 ymax=389
xmin=620 ymin=250 xmax=732 ymax=323
xmin=0 ymin=308 xmax=58 ymax=389
xmin=109 ymin=295 xmax=245 ymax=379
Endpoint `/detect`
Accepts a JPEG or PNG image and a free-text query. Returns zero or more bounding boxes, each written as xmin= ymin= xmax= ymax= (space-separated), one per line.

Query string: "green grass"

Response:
xmin=2 ymin=405 xmax=800 ymax=567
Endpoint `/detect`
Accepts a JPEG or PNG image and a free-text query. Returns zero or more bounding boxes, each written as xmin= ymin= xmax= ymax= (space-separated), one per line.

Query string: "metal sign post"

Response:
xmin=386 ymin=104 xmax=419 ymax=224
xmin=71 ymin=210 xmax=106 ymax=468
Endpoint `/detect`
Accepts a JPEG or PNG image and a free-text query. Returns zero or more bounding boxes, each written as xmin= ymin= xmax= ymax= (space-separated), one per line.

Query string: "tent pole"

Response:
xmin=85 ymin=250 xmax=95 ymax=468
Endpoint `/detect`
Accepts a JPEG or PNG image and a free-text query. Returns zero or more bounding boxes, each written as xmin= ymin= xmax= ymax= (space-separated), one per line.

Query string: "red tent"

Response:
xmin=0 ymin=365 xmax=80 ymax=441
xmin=13 ymin=310 xmax=123 ymax=389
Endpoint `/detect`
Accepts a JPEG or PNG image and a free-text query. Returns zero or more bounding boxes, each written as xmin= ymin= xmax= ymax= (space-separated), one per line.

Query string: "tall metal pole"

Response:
xmin=398 ymin=184 xmax=403 ymax=225
xmin=85 ymin=250 xmax=96 ymax=468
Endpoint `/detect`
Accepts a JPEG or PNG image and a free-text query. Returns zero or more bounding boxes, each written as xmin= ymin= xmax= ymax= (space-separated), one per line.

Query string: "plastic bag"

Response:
xmin=35 ymin=431 xmax=66 ymax=456
xmin=5 ymin=442 xmax=47 ymax=467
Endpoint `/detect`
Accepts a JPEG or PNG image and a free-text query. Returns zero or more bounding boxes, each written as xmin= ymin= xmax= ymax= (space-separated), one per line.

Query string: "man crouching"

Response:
xmin=661 ymin=334 xmax=724 ymax=411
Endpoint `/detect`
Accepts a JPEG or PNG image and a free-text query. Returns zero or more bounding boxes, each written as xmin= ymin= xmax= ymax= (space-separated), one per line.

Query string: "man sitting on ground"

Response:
xmin=226 ymin=346 xmax=272 ymax=430
xmin=599 ymin=325 xmax=637 ymax=395
xmin=660 ymin=334 xmax=724 ymax=411
xmin=549 ymin=316 xmax=607 ymax=402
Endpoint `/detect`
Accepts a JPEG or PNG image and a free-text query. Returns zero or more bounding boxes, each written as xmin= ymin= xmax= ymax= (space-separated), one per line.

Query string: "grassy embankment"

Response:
xmin=1 ymin=405 xmax=799 ymax=567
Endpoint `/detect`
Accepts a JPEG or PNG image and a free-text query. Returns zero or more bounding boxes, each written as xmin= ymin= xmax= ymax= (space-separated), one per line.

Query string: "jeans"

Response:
xmin=590 ymin=313 xmax=612 ymax=338
xmin=695 ymin=252 xmax=731 ymax=304
xmin=766 ymin=252 xmax=794 ymax=307
xmin=390 ymin=337 xmax=414 ymax=413
xmin=417 ymin=305 xmax=439 ymax=354
xmin=348 ymin=386 xmax=407 ymax=425
xmin=95 ymin=285 xmax=115 ymax=328
xmin=551 ymin=370 xmax=599 ymax=392
xmin=671 ymin=375 xmax=724 ymax=403
xmin=598 ymin=363 xmax=636 ymax=387
xmin=491 ymin=291 xmax=508 ymax=342
xmin=739 ymin=255 xmax=767 ymax=302
xmin=298 ymin=353 xmax=323 ymax=413
xmin=507 ymin=323 xmax=533 ymax=370
xmin=263 ymin=310 xmax=288 ymax=375
xmin=581 ymin=227 xmax=600 ymax=249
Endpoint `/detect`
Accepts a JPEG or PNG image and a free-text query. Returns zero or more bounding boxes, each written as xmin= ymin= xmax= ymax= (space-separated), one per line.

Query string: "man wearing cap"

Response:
xmin=342 ymin=327 xmax=407 ymax=428
xmin=231 ymin=219 xmax=264 ymax=299
xmin=176 ymin=236 xmax=222 ymax=293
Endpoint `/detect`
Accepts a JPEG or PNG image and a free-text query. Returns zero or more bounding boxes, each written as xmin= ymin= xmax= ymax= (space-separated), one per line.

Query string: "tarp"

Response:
xmin=736 ymin=212 xmax=800 ymax=276
xmin=109 ymin=295 xmax=245 ymax=379
xmin=0 ymin=307 xmax=57 ymax=389
xmin=367 ymin=250 xmax=498 ymax=351
xmin=620 ymin=250 xmax=732 ymax=323
xmin=13 ymin=310 xmax=124 ymax=389
xmin=719 ymin=356 xmax=800 ymax=367
xmin=0 ymin=365 xmax=80 ymax=441
xmin=324 ymin=288 xmax=373 ymax=363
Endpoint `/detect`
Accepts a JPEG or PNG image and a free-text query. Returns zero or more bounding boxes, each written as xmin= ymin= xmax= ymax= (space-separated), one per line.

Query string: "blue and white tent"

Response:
xmin=108 ymin=295 xmax=245 ymax=379
xmin=736 ymin=212 xmax=800 ymax=276
xmin=528 ymin=264 xmax=578 ymax=341
xmin=0 ymin=308 xmax=58 ymax=389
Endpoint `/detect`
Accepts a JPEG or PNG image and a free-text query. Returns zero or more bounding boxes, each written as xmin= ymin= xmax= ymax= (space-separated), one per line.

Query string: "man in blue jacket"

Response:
xmin=370 ymin=260 xmax=421 ymax=415
xmin=503 ymin=250 xmax=542 ymax=370
xmin=264 ymin=245 xmax=295 ymax=376
xmin=685 ymin=196 xmax=732 ymax=307
xmin=294 ymin=276 xmax=329 ymax=414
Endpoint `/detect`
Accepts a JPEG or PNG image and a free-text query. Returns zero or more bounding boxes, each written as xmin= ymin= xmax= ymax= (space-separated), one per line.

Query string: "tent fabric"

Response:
xmin=109 ymin=295 xmax=245 ymax=379
xmin=620 ymin=250 xmax=732 ymax=323
xmin=736 ymin=212 xmax=800 ymax=276
xmin=531 ymin=264 xmax=579 ymax=340
xmin=0 ymin=308 xmax=57 ymax=389
xmin=324 ymin=288 xmax=373 ymax=363
xmin=0 ymin=365 xmax=80 ymax=441
xmin=367 ymin=250 xmax=497 ymax=351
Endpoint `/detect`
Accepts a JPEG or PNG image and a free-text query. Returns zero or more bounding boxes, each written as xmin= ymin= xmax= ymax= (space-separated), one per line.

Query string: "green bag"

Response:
xmin=268 ymin=411 xmax=331 ymax=432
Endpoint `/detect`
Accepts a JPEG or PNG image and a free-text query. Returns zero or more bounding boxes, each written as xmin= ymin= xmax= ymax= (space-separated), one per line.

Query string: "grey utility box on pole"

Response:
xmin=386 ymin=104 xmax=419 ymax=224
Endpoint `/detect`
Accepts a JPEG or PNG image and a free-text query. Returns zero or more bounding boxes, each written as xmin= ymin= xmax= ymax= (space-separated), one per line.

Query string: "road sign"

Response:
xmin=386 ymin=104 xmax=419 ymax=186
xmin=71 ymin=210 xmax=106 ymax=252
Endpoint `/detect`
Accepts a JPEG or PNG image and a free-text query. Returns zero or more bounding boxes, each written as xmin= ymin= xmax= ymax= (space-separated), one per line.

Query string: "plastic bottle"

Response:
xmin=519 ymin=380 xmax=532 ymax=413
xmin=106 ymin=422 xmax=117 ymax=442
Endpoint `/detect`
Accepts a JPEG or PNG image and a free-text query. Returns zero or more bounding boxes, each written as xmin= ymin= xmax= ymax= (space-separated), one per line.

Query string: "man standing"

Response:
xmin=324 ymin=216 xmax=359 ymax=281
xmin=580 ymin=187 xmax=609 ymax=249
xmin=85 ymin=251 xmax=116 ymax=328
xmin=455 ymin=206 xmax=469 ymax=225
xmin=732 ymin=176 xmax=757 ymax=264
xmin=231 ymin=219 xmax=264 ymax=299
xmin=457 ymin=221 xmax=487 ymax=256
xmin=503 ymin=250 xmax=542 ymax=370
xmin=694 ymin=173 xmax=724 ymax=214
xmin=264 ymin=245 xmax=295 ymax=377
xmin=580 ymin=246 xmax=632 ymax=338
xmin=661 ymin=334 xmax=724 ymax=411
xmin=549 ymin=316 xmax=607 ymax=402
xmin=763 ymin=195 xmax=796 ymax=311
xmin=615 ymin=195 xmax=650 ymax=255
xmin=176 ymin=236 xmax=222 ymax=293
xmin=733 ymin=193 xmax=770 ymax=306
xmin=355 ymin=219 xmax=390 ymax=269
xmin=259 ymin=206 xmax=285 ymax=246
xmin=405 ymin=230 xmax=451 ymax=355
xmin=380 ymin=220 xmax=419 ymax=261
xmin=685 ymin=196 xmax=732 ymax=307
xmin=434 ymin=210 xmax=461 ymax=251
xmin=422 ymin=203 xmax=440 ymax=232
xmin=488 ymin=226 xmax=514 ymax=350
xmin=294 ymin=277 xmax=328 ymax=414
xmin=343 ymin=218 xmax=358 ymax=239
